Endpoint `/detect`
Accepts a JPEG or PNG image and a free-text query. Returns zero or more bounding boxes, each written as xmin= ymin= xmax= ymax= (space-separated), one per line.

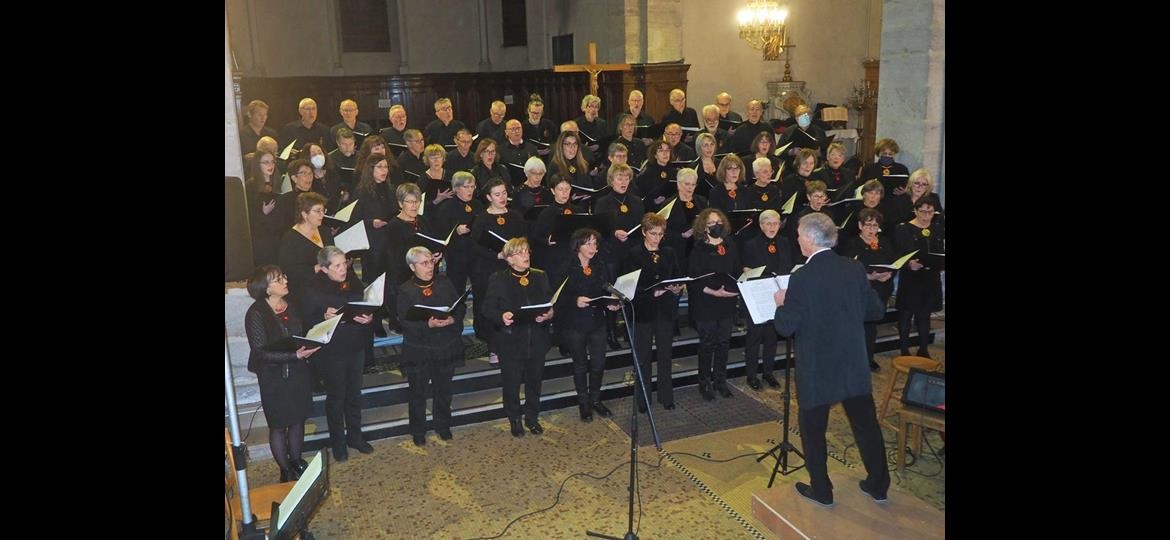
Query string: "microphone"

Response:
xmin=603 ymin=282 xmax=630 ymax=302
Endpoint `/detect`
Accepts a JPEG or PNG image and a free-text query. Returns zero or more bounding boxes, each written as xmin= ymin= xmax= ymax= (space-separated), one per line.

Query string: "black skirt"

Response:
xmin=256 ymin=360 xmax=313 ymax=429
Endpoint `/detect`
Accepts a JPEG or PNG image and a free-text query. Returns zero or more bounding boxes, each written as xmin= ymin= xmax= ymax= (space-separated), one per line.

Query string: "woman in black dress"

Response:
xmin=351 ymin=153 xmax=395 ymax=287
xmin=483 ymin=238 xmax=555 ymax=437
xmin=556 ymin=229 xmax=620 ymax=422
xmin=432 ymin=171 xmax=483 ymax=294
xmin=300 ymin=246 xmax=377 ymax=462
xmin=664 ymin=168 xmax=708 ymax=274
xmin=469 ymin=178 xmax=529 ymax=362
xmin=244 ymin=265 xmax=320 ymax=481
xmin=246 ymin=150 xmax=282 ymax=267
xmin=595 ymin=164 xmax=644 ymax=348
xmin=470 ymin=138 xmax=510 ymax=201
xmin=278 ymin=192 xmax=333 ymax=302
xmin=840 ymin=208 xmax=895 ymax=371
xmin=531 ymin=174 xmax=583 ymax=275
xmin=513 ymin=156 xmax=553 ymax=216
xmin=708 ymin=154 xmax=745 ymax=215
xmin=688 ymin=208 xmax=741 ymax=401
xmin=894 ymin=197 xmax=945 ymax=358
xmin=396 ymin=246 xmax=467 ymax=446
xmin=620 ymin=213 xmax=684 ymax=411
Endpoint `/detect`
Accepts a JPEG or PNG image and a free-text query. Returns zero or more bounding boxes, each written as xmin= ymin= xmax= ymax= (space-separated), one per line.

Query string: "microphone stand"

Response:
xmin=756 ymin=336 xmax=805 ymax=488
xmin=226 ymin=333 xmax=267 ymax=540
xmin=587 ymin=286 xmax=662 ymax=540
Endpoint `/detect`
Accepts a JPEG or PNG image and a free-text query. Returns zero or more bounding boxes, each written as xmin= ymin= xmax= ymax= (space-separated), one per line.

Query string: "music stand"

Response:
xmin=756 ymin=337 xmax=805 ymax=488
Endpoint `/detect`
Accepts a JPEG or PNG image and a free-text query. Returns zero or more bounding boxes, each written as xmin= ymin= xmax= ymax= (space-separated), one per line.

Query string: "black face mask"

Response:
xmin=708 ymin=224 xmax=724 ymax=238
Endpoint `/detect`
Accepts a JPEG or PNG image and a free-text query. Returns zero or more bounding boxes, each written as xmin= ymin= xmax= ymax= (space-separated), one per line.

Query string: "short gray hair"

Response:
xmin=759 ymin=209 xmax=781 ymax=224
xmin=452 ymin=170 xmax=475 ymax=189
xmin=523 ymin=155 xmax=546 ymax=176
xmin=798 ymin=213 xmax=837 ymax=249
xmin=316 ymin=245 xmax=346 ymax=267
xmin=752 ymin=157 xmax=772 ymax=176
xmin=406 ymin=246 xmax=433 ymax=265
xmin=676 ymin=167 xmax=697 ymax=184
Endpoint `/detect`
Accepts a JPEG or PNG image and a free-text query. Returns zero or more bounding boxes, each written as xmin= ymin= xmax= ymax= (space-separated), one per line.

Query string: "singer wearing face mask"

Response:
xmin=859 ymin=138 xmax=911 ymax=197
xmin=687 ymin=208 xmax=741 ymax=401
xmin=777 ymin=104 xmax=828 ymax=168
xmin=300 ymin=142 xmax=341 ymax=212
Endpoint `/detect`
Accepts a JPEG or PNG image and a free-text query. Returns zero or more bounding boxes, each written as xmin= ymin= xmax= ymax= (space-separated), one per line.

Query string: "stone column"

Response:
xmin=478 ymin=0 xmax=492 ymax=70
xmin=225 ymin=13 xmax=244 ymax=181
xmin=397 ymin=0 xmax=411 ymax=73
xmin=876 ymin=0 xmax=945 ymax=201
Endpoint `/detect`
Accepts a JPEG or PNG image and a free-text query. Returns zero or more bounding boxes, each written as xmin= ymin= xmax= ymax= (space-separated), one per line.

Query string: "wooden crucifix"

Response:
xmin=554 ymin=42 xmax=631 ymax=96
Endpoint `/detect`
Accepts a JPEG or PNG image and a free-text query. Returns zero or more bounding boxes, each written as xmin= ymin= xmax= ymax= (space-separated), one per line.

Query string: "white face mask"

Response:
xmin=797 ymin=114 xmax=811 ymax=128
xmin=310 ymin=154 xmax=326 ymax=169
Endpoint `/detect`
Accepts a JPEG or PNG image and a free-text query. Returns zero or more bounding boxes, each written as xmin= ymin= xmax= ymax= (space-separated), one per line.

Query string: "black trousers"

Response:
xmin=797 ymin=394 xmax=890 ymax=500
xmin=405 ymin=361 xmax=455 ymax=436
xmin=634 ymin=319 xmax=675 ymax=406
xmin=499 ymin=351 xmax=545 ymax=422
xmin=470 ymin=269 xmax=492 ymax=342
xmin=898 ymin=309 xmax=931 ymax=355
xmin=695 ymin=319 xmax=733 ymax=387
xmin=744 ymin=321 xmax=779 ymax=377
xmin=315 ymin=348 xmax=364 ymax=446
xmin=562 ymin=326 xmax=607 ymax=405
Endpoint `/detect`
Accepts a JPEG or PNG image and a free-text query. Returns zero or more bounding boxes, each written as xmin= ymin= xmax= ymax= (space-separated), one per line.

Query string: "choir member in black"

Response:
xmin=613 ymin=90 xmax=656 ymax=145
xmin=859 ymin=138 xmax=911 ymax=196
xmin=398 ymin=129 xmax=428 ymax=183
xmin=740 ymin=210 xmax=794 ymax=389
xmin=301 ymin=246 xmax=377 ymax=462
xmin=695 ymin=104 xmax=730 ymax=153
xmin=548 ymin=130 xmax=595 ymax=191
xmin=662 ymin=89 xmax=701 ymax=146
xmin=556 ymin=229 xmax=621 ymax=422
xmin=779 ymin=148 xmax=821 ymax=211
xmin=445 ymin=129 xmax=477 ymax=174
xmin=274 ymin=159 xmax=321 ymax=231
xmin=523 ymin=94 xmax=558 ymax=158
xmin=841 ymin=208 xmax=896 ymax=372
xmin=688 ymin=208 xmax=742 ymax=400
xmin=594 ymin=142 xmax=630 ymax=192
xmin=883 ymin=168 xmax=944 ymax=233
xmin=471 ymin=137 xmax=511 ymax=202
xmin=354 ymin=135 xmax=398 ymax=185
xmin=379 ymin=104 xmax=409 ymax=158
xmin=715 ymin=92 xmax=744 ymax=124
xmin=302 ymin=142 xmax=341 ymax=212
xmin=621 ymin=213 xmax=685 ymax=410
xmin=595 ymin=164 xmax=644 ymax=348
xmin=476 ymin=101 xmax=507 ymax=148
xmin=664 ymin=123 xmax=698 ymax=162
xmin=244 ymin=265 xmax=320 ymax=481
xmin=749 ymin=131 xmax=782 ymax=176
xmin=483 ymin=238 xmax=556 ymax=436
xmin=816 ymin=142 xmax=856 ymax=198
xmin=845 ymin=179 xmax=894 ymax=234
xmin=786 ymin=180 xmax=832 ymax=260
xmin=240 ymin=99 xmax=278 ymax=158
xmin=532 ymin=174 xmax=582 ymax=277
xmin=470 ymin=178 xmax=529 ymax=361
xmin=777 ymin=104 xmax=828 ymax=168
xmin=708 ymin=154 xmax=746 ymax=215
xmin=384 ymin=183 xmax=429 ymax=332
xmin=574 ymin=94 xmax=608 ymax=158
xmin=329 ymin=99 xmax=373 ymax=152
xmin=423 ymin=97 xmax=467 ymax=152
xmin=396 ymin=246 xmax=467 ymax=446
xmin=499 ymin=119 xmax=538 ymax=188
xmin=514 ymin=156 xmax=552 ymax=216
xmin=664 ymin=168 xmax=708 ymax=273
xmin=278 ymin=192 xmax=333 ymax=301
xmin=637 ymin=140 xmax=677 ymax=211
xmin=279 ymin=98 xmax=330 ymax=156
xmin=558 ymin=121 xmax=597 ymax=170
xmin=613 ymin=113 xmax=649 ymax=172
xmin=742 ymin=157 xmax=784 ymax=240
xmin=328 ymin=128 xmax=359 ymax=204
xmin=420 ymin=143 xmax=455 ymax=214
xmin=729 ymin=99 xmax=771 ymax=155
xmin=692 ymin=133 xmax=723 ymax=199
xmin=433 ymin=171 xmax=483 ymax=294
xmin=350 ymin=154 xmax=396 ymax=289
xmin=247 ymin=150 xmax=282 ymax=267
xmin=893 ymin=197 xmax=945 ymax=358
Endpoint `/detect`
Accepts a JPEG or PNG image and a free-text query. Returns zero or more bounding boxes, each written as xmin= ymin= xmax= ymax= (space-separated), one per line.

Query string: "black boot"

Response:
xmin=509 ymin=418 xmax=525 ymax=437
xmin=579 ymin=403 xmax=593 ymax=422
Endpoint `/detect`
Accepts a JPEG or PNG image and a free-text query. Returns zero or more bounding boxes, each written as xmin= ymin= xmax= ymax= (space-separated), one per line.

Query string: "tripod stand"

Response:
xmin=757 ymin=336 xmax=805 ymax=488
xmin=587 ymin=291 xmax=661 ymax=540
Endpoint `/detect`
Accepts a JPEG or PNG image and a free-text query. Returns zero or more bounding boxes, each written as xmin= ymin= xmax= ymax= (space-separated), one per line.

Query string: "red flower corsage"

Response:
xmin=716 ymin=244 xmax=726 ymax=256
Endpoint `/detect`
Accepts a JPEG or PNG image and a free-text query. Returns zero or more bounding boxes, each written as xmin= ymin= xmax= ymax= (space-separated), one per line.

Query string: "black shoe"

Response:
xmin=509 ymin=418 xmax=525 ymax=437
xmin=332 ymin=445 xmax=349 ymax=463
xmin=746 ymin=376 xmax=762 ymax=391
xmin=762 ymin=373 xmax=780 ymax=388
xmin=592 ymin=401 xmax=612 ymax=418
xmin=559 ymin=344 xmax=572 ymax=356
xmin=858 ymin=480 xmax=888 ymax=504
xmin=869 ymin=360 xmax=881 ymax=372
xmin=795 ymin=482 xmax=834 ymax=508
xmin=291 ymin=458 xmax=309 ymax=477
xmin=716 ymin=385 xmax=733 ymax=398
xmin=526 ymin=419 xmax=544 ymax=435
xmin=412 ymin=434 xmax=426 ymax=446
xmin=438 ymin=428 xmax=453 ymax=441
xmin=348 ymin=439 xmax=374 ymax=454
xmin=579 ymin=403 xmax=593 ymax=422
xmin=662 ymin=402 xmax=676 ymax=410
xmin=916 ymin=349 xmax=932 ymax=359
xmin=279 ymin=468 xmax=292 ymax=482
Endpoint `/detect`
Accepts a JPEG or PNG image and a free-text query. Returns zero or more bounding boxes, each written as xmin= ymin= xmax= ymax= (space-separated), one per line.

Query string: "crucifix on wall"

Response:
xmin=554 ymin=42 xmax=631 ymax=96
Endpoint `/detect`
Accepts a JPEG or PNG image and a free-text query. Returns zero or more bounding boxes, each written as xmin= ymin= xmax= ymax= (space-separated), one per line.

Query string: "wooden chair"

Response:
xmin=225 ymin=428 xmax=295 ymax=540
xmin=877 ymin=355 xmax=943 ymax=433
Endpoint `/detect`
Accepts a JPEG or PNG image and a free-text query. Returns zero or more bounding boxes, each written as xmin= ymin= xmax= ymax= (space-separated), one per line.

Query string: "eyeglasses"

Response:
xmin=295 ymin=170 xmax=313 ymax=177
xmin=911 ymin=182 xmax=929 ymax=186
xmin=861 ymin=222 xmax=880 ymax=228
xmin=374 ymin=163 xmax=389 ymax=169
xmin=914 ymin=208 xmax=935 ymax=214
xmin=259 ymin=160 xmax=275 ymax=165
xmin=725 ymin=165 xmax=740 ymax=170
xmin=436 ymin=106 xmax=452 ymax=112
xmin=270 ymin=274 xmax=289 ymax=283
xmin=482 ymin=149 xmax=497 ymax=154
xmin=563 ymin=141 xmax=578 ymax=147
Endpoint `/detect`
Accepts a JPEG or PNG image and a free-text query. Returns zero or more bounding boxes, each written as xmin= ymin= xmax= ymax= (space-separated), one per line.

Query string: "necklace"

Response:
xmin=511 ymin=269 xmax=531 ymax=286
xmin=464 ymin=203 xmax=472 ymax=213
xmin=582 ymin=265 xmax=592 ymax=276
xmin=615 ymin=193 xmax=630 ymax=213
xmin=415 ymin=279 xmax=435 ymax=297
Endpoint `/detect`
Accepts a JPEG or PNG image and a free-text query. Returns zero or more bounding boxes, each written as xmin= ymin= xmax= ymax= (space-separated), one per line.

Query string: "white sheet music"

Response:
xmin=738 ymin=275 xmax=791 ymax=325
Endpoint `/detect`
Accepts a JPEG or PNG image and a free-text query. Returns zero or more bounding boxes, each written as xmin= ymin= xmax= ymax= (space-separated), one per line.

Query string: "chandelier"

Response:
xmin=737 ymin=1 xmax=789 ymax=61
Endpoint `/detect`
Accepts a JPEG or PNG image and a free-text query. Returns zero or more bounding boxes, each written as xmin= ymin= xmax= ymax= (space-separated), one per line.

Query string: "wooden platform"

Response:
xmin=751 ymin=473 xmax=944 ymax=539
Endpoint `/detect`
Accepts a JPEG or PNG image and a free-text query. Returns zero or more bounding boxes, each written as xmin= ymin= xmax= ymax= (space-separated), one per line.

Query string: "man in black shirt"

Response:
xmin=239 ymin=99 xmax=278 ymax=157
xmin=279 ymin=98 xmax=330 ymax=160
xmin=729 ymin=99 xmax=771 ymax=155
xmin=446 ymin=129 xmax=476 ymax=173
xmin=379 ymin=104 xmax=410 ymax=157
xmin=328 ymin=99 xmax=373 ymax=152
xmin=499 ymin=119 xmax=537 ymax=188
xmin=475 ymin=100 xmax=507 ymax=145
xmin=661 ymin=89 xmax=700 ymax=146
xmin=423 ymin=98 xmax=467 ymax=152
